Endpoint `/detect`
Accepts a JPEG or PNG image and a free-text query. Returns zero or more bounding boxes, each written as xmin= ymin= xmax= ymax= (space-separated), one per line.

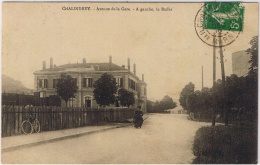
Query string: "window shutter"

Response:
xmin=128 ymin=78 xmax=130 ymax=88
xmin=44 ymin=79 xmax=48 ymax=88
xmin=83 ymin=78 xmax=86 ymax=87
xmin=53 ymin=79 xmax=55 ymax=88
xmin=90 ymin=78 xmax=93 ymax=87
xmin=38 ymin=80 xmax=42 ymax=88
xmin=120 ymin=78 xmax=123 ymax=87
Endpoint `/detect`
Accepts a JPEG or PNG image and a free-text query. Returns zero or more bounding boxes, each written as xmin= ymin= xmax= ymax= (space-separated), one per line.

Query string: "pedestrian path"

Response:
xmin=2 ymin=114 xmax=148 ymax=153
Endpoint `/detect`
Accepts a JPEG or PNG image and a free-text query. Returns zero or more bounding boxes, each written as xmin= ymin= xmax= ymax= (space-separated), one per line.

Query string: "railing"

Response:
xmin=2 ymin=106 xmax=135 ymax=137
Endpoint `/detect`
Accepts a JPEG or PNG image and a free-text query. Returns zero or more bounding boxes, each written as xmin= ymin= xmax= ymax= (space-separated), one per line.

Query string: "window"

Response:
xmin=114 ymin=77 xmax=123 ymax=87
xmin=128 ymin=78 xmax=136 ymax=90
xmin=85 ymin=96 xmax=92 ymax=108
xmin=83 ymin=78 xmax=93 ymax=88
xmin=38 ymin=79 xmax=48 ymax=89
xmin=68 ymin=97 xmax=76 ymax=107
xmin=53 ymin=79 xmax=59 ymax=88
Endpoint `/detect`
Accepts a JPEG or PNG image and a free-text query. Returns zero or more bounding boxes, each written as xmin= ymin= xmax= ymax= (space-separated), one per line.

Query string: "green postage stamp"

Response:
xmin=203 ymin=2 xmax=244 ymax=32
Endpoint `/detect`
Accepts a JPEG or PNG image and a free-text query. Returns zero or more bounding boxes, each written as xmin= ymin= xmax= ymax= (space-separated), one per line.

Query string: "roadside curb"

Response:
xmin=2 ymin=123 xmax=133 ymax=153
xmin=2 ymin=116 xmax=149 ymax=153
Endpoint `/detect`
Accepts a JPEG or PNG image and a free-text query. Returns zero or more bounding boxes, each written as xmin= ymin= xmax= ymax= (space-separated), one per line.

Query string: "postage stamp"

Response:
xmin=203 ymin=2 xmax=244 ymax=32
xmin=194 ymin=2 xmax=245 ymax=47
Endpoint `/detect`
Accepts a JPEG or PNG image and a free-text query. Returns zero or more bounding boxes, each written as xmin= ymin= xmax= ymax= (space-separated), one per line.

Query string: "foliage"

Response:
xmin=118 ymin=88 xmax=135 ymax=107
xmin=93 ymin=73 xmax=118 ymax=107
xmin=179 ymin=82 xmax=195 ymax=110
xmin=186 ymin=87 xmax=213 ymax=114
xmin=147 ymin=95 xmax=177 ymax=113
xmin=193 ymin=125 xmax=257 ymax=164
xmin=246 ymin=36 xmax=258 ymax=78
xmin=56 ymin=73 xmax=78 ymax=106
xmin=245 ymin=36 xmax=258 ymax=113
xmin=146 ymin=100 xmax=154 ymax=112
xmin=188 ymin=74 xmax=257 ymax=122
xmin=184 ymin=36 xmax=258 ymax=123
xmin=160 ymin=95 xmax=177 ymax=110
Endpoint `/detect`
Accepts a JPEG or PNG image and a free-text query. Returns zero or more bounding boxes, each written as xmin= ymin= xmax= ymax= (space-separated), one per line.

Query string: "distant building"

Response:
xmin=33 ymin=56 xmax=147 ymax=112
xmin=232 ymin=50 xmax=251 ymax=77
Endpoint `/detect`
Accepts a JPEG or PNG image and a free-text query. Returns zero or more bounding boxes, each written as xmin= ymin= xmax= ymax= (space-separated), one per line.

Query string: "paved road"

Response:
xmin=2 ymin=114 xmax=209 ymax=164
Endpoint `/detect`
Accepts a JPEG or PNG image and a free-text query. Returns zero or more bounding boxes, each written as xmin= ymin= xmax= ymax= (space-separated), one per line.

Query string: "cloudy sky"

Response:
xmin=2 ymin=2 xmax=258 ymax=101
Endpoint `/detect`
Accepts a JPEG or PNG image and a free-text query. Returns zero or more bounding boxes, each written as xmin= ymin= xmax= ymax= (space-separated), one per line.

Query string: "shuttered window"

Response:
xmin=53 ymin=79 xmax=59 ymax=88
xmin=83 ymin=78 xmax=93 ymax=88
xmin=128 ymin=78 xmax=136 ymax=91
xmin=114 ymin=77 xmax=123 ymax=87
xmin=38 ymin=79 xmax=48 ymax=89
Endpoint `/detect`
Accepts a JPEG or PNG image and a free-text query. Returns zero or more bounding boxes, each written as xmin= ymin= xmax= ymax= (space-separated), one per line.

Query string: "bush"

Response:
xmin=193 ymin=125 xmax=257 ymax=164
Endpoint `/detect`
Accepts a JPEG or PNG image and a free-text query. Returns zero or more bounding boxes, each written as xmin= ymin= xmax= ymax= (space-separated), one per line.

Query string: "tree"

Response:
xmin=118 ymin=88 xmax=135 ymax=107
xmin=56 ymin=73 xmax=78 ymax=107
xmin=187 ymin=90 xmax=201 ymax=113
xmin=246 ymin=36 xmax=258 ymax=77
xmin=160 ymin=95 xmax=177 ymax=110
xmin=146 ymin=100 xmax=155 ymax=112
xmin=246 ymin=36 xmax=258 ymax=114
xmin=179 ymin=82 xmax=195 ymax=110
xmin=147 ymin=96 xmax=177 ymax=113
xmin=93 ymin=73 xmax=118 ymax=107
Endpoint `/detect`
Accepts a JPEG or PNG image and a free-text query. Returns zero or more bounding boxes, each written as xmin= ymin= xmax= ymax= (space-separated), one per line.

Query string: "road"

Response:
xmin=2 ymin=113 xmax=209 ymax=164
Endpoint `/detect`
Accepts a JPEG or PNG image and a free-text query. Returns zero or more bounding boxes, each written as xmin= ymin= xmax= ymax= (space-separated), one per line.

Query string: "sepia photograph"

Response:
xmin=1 ymin=1 xmax=259 ymax=164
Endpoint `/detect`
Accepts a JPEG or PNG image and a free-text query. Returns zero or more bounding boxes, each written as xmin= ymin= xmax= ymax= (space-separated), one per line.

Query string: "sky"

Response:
xmin=2 ymin=2 xmax=258 ymax=102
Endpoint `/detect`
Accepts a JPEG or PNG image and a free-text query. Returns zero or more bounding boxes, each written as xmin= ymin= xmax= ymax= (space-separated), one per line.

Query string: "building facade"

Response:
xmin=33 ymin=56 xmax=147 ymax=112
xmin=232 ymin=50 xmax=251 ymax=77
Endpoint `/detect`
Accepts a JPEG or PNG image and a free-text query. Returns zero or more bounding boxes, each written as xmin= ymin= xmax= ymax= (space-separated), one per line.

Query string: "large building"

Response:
xmin=232 ymin=50 xmax=251 ymax=77
xmin=33 ymin=56 xmax=147 ymax=112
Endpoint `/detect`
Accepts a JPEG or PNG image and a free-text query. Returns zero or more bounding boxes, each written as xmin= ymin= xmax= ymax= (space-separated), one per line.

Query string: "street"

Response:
xmin=2 ymin=113 xmax=209 ymax=164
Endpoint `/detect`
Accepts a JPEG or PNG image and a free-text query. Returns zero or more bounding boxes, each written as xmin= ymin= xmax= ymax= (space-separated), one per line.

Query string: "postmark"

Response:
xmin=194 ymin=2 xmax=244 ymax=47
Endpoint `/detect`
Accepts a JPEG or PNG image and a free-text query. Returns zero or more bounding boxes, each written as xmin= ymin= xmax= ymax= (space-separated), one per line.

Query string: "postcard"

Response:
xmin=1 ymin=2 xmax=258 ymax=164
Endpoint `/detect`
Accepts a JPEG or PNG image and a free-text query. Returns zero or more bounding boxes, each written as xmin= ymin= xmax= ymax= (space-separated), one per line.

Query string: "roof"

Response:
xmin=36 ymin=63 xmax=127 ymax=72
xmin=34 ymin=62 xmax=146 ymax=84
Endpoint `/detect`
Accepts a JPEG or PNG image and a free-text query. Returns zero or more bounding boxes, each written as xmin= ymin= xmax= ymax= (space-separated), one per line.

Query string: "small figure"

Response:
xmin=133 ymin=106 xmax=143 ymax=128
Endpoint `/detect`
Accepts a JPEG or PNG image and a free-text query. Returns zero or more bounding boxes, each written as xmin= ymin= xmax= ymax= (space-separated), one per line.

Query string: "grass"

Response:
xmin=192 ymin=124 xmax=257 ymax=164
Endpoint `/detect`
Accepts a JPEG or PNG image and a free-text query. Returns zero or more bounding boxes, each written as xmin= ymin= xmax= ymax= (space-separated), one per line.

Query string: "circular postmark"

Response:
xmin=194 ymin=2 xmax=244 ymax=47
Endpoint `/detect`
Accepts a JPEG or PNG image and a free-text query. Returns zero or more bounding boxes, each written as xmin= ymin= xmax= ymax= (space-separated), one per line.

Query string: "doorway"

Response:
xmin=85 ymin=96 xmax=92 ymax=108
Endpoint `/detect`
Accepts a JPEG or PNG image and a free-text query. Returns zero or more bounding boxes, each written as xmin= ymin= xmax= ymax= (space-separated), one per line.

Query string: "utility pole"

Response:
xmin=218 ymin=31 xmax=228 ymax=126
xmin=212 ymin=34 xmax=216 ymax=126
xmin=202 ymin=65 xmax=204 ymax=89
xmin=213 ymin=35 xmax=216 ymax=82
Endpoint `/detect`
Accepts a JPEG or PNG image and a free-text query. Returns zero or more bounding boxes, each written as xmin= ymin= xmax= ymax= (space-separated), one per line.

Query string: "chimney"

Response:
xmin=127 ymin=58 xmax=130 ymax=71
xmin=134 ymin=63 xmax=136 ymax=75
xmin=109 ymin=55 xmax=112 ymax=64
xmin=50 ymin=57 xmax=53 ymax=69
xmin=142 ymin=74 xmax=144 ymax=81
xmin=42 ymin=61 xmax=46 ymax=70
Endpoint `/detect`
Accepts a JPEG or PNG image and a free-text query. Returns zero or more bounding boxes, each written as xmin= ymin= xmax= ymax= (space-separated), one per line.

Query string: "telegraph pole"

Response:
xmin=218 ymin=31 xmax=228 ymax=126
xmin=212 ymin=34 xmax=216 ymax=126
xmin=213 ymin=35 xmax=216 ymax=82
xmin=202 ymin=65 xmax=204 ymax=89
